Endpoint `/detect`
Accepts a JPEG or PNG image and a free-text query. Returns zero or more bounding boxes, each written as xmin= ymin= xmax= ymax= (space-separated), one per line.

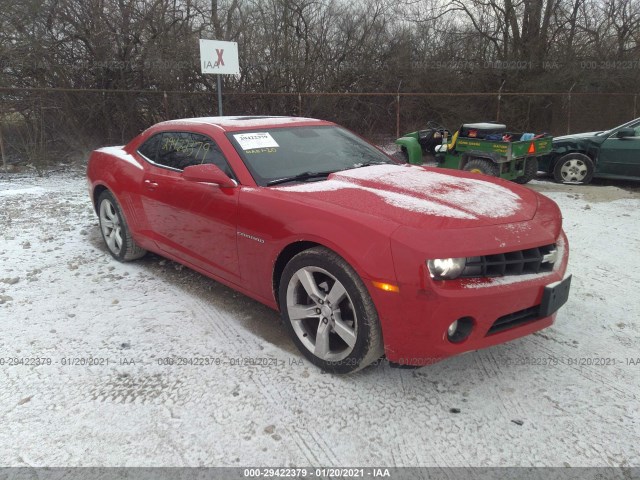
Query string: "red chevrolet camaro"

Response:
xmin=87 ymin=116 xmax=571 ymax=373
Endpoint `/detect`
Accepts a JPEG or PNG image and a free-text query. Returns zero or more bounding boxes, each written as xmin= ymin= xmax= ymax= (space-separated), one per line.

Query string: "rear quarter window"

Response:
xmin=138 ymin=134 xmax=162 ymax=162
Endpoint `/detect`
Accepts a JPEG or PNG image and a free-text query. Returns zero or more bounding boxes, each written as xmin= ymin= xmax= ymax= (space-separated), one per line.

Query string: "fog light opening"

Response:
xmin=447 ymin=317 xmax=474 ymax=343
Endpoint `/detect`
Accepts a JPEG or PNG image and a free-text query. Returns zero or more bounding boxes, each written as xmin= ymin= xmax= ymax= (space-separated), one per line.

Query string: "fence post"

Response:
xmin=634 ymin=94 xmax=638 ymax=119
xmin=566 ymin=83 xmax=576 ymax=135
xmin=163 ymin=91 xmax=169 ymax=120
xmin=496 ymin=80 xmax=505 ymax=122
xmin=396 ymin=81 xmax=403 ymax=139
xmin=396 ymin=94 xmax=400 ymax=139
xmin=298 ymin=93 xmax=302 ymax=116
xmin=39 ymin=96 xmax=45 ymax=169
xmin=0 ymin=123 xmax=6 ymax=174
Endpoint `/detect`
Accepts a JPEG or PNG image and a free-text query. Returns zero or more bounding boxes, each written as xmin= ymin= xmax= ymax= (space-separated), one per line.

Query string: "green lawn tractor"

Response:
xmin=394 ymin=122 xmax=553 ymax=184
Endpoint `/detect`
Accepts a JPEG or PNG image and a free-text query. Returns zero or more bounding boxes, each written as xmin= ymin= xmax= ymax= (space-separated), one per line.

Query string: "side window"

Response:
xmin=137 ymin=133 xmax=162 ymax=162
xmin=155 ymin=132 xmax=235 ymax=178
xmin=156 ymin=132 xmax=197 ymax=170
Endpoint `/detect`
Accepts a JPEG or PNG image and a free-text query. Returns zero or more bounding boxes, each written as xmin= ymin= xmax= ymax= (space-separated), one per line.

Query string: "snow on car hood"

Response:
xmin=276 ymin=164 xmax=538 ymax=229
xmin=554 ymin=131 xmax=601 ymax=141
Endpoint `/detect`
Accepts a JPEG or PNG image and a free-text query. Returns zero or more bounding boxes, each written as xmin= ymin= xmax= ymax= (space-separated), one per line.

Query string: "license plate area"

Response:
xmin=539 ymin=275 xmax=572 ymax=317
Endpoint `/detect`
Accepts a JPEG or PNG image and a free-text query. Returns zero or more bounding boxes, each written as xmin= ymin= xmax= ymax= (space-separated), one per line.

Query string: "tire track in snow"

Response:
xmin=527 ymin=336 xmax=638 ymax=401
xmin=188 ymin=296 xmax=336 ymax=465
xmin=471 ymin=352 xmax=514 ymax=421
xmin=481 ymin=349 xmax=527 ymax=419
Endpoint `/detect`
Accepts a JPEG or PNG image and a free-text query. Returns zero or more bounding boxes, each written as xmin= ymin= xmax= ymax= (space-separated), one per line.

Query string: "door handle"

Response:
xmin=144 ymin=180 xmax=159 ymax=189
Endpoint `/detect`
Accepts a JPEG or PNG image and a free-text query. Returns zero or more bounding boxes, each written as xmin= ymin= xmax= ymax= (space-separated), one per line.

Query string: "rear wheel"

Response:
xmin=97 ymin=190 xmax=146 ymax=262
xmin=553 ymin=153 xmax=594 ymax=184
xmin=279 ymin=247 xmax=384 ymax=374
xmin=513 ymin=157 xmax=538 ymax=184
xmin=463 ymin=158 xmax=499 ymax=177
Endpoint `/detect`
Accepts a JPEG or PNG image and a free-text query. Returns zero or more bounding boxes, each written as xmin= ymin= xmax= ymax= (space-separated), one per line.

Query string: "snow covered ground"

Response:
xmin=0 ymin=169 xmax=639 ymax=467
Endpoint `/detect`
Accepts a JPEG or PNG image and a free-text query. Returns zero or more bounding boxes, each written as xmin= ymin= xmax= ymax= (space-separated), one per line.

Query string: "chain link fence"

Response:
xmin=0 ymin=87 xmax=638 ymax=169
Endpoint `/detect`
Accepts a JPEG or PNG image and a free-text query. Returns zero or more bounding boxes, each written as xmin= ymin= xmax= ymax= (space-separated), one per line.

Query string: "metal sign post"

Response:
xmin=216 ymin=76 xmax=223 ymax=116
xmin=199 ymin=39 xmax=240 ymax=116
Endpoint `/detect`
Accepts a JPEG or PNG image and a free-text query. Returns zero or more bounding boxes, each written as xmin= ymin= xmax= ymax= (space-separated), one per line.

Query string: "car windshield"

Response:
xmin=226 ymin=125 xmax=394 ymax=186
xmin=599 ymin=118 xmax=640 ymax=136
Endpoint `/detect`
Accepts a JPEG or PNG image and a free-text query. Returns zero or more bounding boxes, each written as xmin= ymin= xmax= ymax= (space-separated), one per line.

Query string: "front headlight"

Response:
xmin=427 ymin=258 xmax=466 ymax=280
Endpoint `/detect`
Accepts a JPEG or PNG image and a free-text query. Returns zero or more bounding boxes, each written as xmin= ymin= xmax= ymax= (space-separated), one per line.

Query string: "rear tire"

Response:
xmin=513 ymin=157 xmax=538 ymax=184
xmin=97 ymin=190 xmax=146 ymax=262
xmin=463 ymin=158 xmax=499 ymax=177
xmin=279 ymin=247 xmax=384 ymax=374
xmin=553 ymin=153 xmax=594 ymax=184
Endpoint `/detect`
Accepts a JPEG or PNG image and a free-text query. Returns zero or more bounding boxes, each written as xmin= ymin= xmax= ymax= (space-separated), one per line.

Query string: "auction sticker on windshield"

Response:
xmin=234 ymin=132 xmax=279 ymax=150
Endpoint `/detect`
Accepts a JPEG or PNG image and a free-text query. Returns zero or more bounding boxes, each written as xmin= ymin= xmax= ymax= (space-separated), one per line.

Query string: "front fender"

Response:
xmin=235 ymin=190 xmax=399 ymax=305
xmin=553 ymin=136 xmax=602 ymax=158
xmin=539 ymin=137 xmax=601 ymax=172
xmin=395 ymin=137 xmax=423 ymax=165
xmin=553 ymin=142 xmax=585 ymax=156
xmin=275 ymin=220 xmax=397 ymax=284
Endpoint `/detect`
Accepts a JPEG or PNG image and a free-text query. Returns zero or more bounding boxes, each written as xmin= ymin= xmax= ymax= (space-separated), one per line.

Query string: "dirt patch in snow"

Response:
xmin=529 ymin=176 xmax=640 ymax=203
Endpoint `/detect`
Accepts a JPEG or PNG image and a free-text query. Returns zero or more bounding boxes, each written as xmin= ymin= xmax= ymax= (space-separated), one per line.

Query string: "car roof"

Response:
xmin=155 ymin=115 xmax=334 ymax=132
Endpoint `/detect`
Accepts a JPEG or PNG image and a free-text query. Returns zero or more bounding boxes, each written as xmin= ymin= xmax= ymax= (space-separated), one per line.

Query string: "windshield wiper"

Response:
xmin=267 ymin=170 xmax=336 ymax=186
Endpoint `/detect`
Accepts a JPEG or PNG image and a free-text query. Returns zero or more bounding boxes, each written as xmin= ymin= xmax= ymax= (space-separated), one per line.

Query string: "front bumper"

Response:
xmin=370 ymin=236 xmax=570 ymax=366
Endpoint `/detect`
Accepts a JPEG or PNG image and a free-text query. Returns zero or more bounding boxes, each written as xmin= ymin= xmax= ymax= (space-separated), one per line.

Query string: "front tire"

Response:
xmin=279 ymin=247 xmax=384 ymax=374
xmin=391 ymin=149 xmax=409 ymax=164
xmin=97 ymin=190 xmax=146 ymax=262
xmin=553 ymin=153 xmax=594 ymax=184
xmin=463 ymin=158 xmax=499 ymax=177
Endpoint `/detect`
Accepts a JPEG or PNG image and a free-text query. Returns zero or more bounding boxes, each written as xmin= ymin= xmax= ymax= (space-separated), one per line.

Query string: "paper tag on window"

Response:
xmin=234 ymin=132 xmax=279 ymax=150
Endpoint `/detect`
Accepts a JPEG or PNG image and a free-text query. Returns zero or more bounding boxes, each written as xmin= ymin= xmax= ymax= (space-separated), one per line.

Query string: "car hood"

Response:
xmin=554 ymin=131 xmax=602 ymax=142
xmin=552 ymin=131 xmax=608 ymax=149
xmin=274 ymin=164 xmax=538 ymax=229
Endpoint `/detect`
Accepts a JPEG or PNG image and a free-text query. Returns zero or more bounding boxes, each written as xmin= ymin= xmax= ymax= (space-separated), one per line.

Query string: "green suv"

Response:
xmin=539 ymin=118 xmax=640 ymax=184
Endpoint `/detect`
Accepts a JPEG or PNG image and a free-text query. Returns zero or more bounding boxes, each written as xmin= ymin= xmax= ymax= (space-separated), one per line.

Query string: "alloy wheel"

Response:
xmin=285 ymin=266 xmax=357 ymax=362
xmin=99 ymin=199 xmax=123 ymax=255
xmin=560 ymin=159 xmax=588 ymax=182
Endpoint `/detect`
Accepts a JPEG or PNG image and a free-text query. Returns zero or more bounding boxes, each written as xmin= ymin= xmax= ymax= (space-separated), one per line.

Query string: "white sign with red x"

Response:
xmin=199 ymin=39 xmax=239 ymax=75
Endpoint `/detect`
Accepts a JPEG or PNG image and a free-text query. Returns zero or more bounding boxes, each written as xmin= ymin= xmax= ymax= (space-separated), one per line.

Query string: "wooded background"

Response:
xmin=1 ymin=0 xmax=639 ymax=167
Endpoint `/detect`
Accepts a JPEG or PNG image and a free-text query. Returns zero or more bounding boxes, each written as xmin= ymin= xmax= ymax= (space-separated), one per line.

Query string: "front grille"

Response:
xmin=487 ymin=306 xmax=541 ymax=335
xmin=462 ymin=244 xmax=557 ymax=278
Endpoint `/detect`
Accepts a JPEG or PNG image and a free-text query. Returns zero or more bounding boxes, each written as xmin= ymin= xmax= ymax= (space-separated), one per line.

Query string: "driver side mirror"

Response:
xmin=616 ymin=128 xmax=635 ymax=139
xmin=182 ymin=164 xmax=237 ymax=188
